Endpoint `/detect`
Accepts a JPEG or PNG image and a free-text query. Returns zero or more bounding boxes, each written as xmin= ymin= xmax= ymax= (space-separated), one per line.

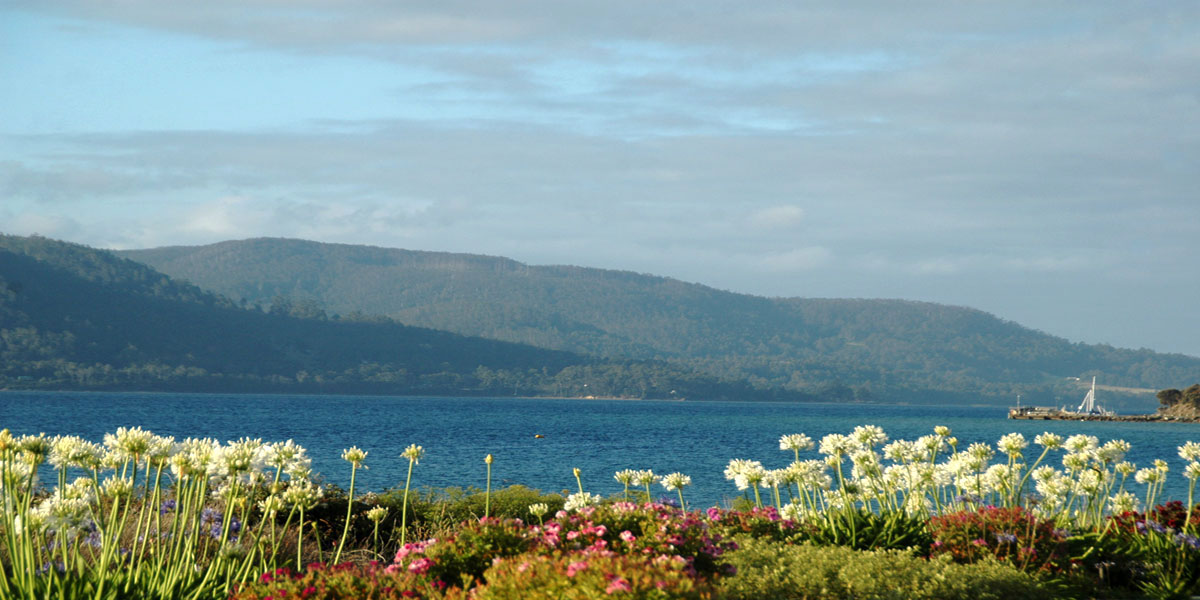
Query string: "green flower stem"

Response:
xmin=333 ymin=462 xmax=359 ymax=564
xmin=400 ymin=456 xmax=416 ymax=547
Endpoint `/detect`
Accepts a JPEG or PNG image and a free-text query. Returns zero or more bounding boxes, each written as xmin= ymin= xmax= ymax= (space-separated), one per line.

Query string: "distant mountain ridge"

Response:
xmin=119 ymin=238 xmax=1200 ymax=406
xmin=1 ymin=234 xmax=775 ymax=400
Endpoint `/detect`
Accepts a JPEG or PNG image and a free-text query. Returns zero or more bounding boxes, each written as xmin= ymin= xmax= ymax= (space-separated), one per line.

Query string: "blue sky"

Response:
xmin=2 ymin=2 xmax=1198 ymax=359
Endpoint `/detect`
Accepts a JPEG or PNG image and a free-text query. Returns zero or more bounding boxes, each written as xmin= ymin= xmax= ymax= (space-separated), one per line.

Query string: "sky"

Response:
xmin=2 ymin=2 xmax=1198 ymax=358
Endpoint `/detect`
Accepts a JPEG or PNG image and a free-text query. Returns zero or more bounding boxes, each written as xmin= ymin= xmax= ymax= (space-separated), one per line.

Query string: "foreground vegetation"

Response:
xmin=9 ymin=426 xmax=1200 ymax=598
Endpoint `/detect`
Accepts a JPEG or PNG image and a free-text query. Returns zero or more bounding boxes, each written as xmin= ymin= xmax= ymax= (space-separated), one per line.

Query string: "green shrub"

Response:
xmin=389 ymin=517 xmax=532 ymax=588
xmin=472 ymin=551 xmax=714 ymax=600
xmin=229 ymin=563 xmax=449 ymax=600
xmin=718 ymin=536 xmax=1058 ymax=600
xmin=929 ymin=506 xmax=1068 ymax=573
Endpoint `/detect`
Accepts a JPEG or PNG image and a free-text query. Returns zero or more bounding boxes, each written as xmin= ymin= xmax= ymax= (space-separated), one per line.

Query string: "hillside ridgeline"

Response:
xmin=119 ymin=238 xmax=1200 ymax=406
xmin=0 ymin=234 xmax=785 ymax=400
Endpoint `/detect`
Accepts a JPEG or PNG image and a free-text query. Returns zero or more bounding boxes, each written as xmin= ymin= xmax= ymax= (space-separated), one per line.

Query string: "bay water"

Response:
xmin=4 ymin=391 xmax=1199 ymax=508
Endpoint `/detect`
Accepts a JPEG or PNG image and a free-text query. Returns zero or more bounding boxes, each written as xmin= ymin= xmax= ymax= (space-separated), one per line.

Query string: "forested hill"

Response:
xmin=120 ymin=238 xmax=1200 ymax=406
xmin=0 ymin=234 xmax=781 ymax=400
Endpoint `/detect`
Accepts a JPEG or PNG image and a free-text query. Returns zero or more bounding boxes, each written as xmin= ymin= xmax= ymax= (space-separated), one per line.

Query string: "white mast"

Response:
xmin=1076 ymin=376 xmax=1096 ymax=413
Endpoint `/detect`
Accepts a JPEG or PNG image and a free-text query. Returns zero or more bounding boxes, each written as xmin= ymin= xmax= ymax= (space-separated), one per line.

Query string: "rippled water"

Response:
xmin=4 ymin=391 xmax=1200 ymax=507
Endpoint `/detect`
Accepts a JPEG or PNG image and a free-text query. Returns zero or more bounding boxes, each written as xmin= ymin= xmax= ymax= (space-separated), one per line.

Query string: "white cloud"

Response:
xmin=747 ymin=205 xmax=807 ymax=229
xmin=758 ymin=247 xmax=832 ymax=272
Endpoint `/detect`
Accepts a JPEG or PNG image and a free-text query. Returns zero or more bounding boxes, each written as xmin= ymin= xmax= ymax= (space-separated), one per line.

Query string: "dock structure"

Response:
xmin=1007 ymin=406 xmax=1190 ymax=422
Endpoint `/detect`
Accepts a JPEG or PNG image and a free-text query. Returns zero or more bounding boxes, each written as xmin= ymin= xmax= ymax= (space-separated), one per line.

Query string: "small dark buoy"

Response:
xmin=534 ymin=434 xmax=544 ymax=438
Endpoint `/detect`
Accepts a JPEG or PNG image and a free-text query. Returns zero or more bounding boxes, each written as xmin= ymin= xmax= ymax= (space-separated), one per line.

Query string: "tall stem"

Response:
xmin=333 ymin=464 xmax=358 ymax=564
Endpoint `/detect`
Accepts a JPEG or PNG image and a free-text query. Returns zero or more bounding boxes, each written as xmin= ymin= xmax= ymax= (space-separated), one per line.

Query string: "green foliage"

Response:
xmin=389 ymin=518 xmax=533 ymax=588
xmin=801 ymin=507 xmax=934 ymax=551
xmin=473 ymin=551 xmax=713 ymax=600
xmin=229 ymin=563 xmax=449 ymax=600
xmin=718 ymin=536 xmax=1059 ymax=600
xmin=120 ymin=236 xmax=1200 ymax=403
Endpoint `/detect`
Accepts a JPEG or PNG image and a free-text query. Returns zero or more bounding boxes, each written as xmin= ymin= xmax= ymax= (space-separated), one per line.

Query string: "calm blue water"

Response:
xmin=4 ymin=391 xmax=1200 ymax=507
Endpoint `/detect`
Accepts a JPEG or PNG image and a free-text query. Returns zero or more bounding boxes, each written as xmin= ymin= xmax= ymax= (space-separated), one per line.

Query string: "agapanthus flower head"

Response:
xmin=1062 ymin=452 xmax=1089 ymax=472
xmin=614 ymin=469 xmax=637 ymax=485
xmin=1154 ymin=459 xmax=1169 ymax=472
xmin=1135 ymin=467 xmax=1164 ymax=485
xmin=883 ymin=440 xmax=917 ymax=463
xmin=1180 ymin=442 xmax=1200 ymax=463
xmin=1064 ymin=434 xmax=1098 ymax=454
xmin=282 ymin=479 xmax=323 ymax=510
xmin=401 ymin=444 xmax=424 ymax=464
xmin=258 ymin=495 xmax=285 ymax=516
xmin=341 ymin=446 xmax=367 ymax=468
xmin=1108 ymin=491 xmax=1140 ymax=515
xmin=633 ymin=469 xmax=660 ymax=487
xmin=103 ymin=427 xmax=155 ymax=460
xmin=779 ymin=433 xmax=814 ymax=452
xmin=1115 ymin=461 xmax=1136 ymax=476
xmin=997 ymin=433 xmax=1028 ymax=457
xmin=484 ymin=453 xmax=493 ymax=465
xmin=528 ymin=502 xmax=549 ymax=517
xmin=661 ymin=472 xmax=691 ymax=491
xmin=563 ymin=492 xmax=601 ymax=512
xmin=1097 ymin=440 xmax=1130 ymax=464
xmin=967 ymin=442 xmax=995 ymax=462
xmin=1186 ymin=462 xmax=1200 ymax=481
xmin=17 ymin=433 xmax=51 ymax=465
xmin=1034 ymin=432 xmax=1064 ymax=450
xmin=101 ymin=476 xmax=133 ymax=499
xmin=851 ymin=425 xmax=888 ymax=448
xmin=366 ymin=506 xmax=388 ymax=523
xmin=933 ymin=425 xmax=951 ymax=437
xmin=50 ymin=435 xmax=105 ymax=470
xmin=819 ymin=434 xmax=853 ymax=457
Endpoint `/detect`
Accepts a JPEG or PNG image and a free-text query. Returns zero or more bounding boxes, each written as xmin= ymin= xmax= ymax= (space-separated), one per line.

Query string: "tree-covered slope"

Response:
xmin=0 ymin=234 xmax=773 ymax=400
xmin=120 ymin=238 xmax=1200 ymax=405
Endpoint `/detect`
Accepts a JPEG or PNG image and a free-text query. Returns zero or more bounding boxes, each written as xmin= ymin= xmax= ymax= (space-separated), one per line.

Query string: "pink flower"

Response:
xmin=407 ymin=557 xmax=434 ymax=575
xmin=566 ymin=561 xmax=589 ymax=577
xmin=605 ymin=577 xmax=631 ymax=594
xmin=619 ymin=530 xmax=636 ymax=543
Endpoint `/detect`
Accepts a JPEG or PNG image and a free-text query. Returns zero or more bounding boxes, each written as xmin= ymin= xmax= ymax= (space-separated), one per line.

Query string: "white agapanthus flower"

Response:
xmin=819 ymin=434 xmax=854 ymax=457
xmin=1097 ymin=440 xmax=1131 ymax=464
xmin=563 ymin=491 xmax=602 ymax=512
xmin=1034 ymin=432 xmax=1064 ymax=450
xmin=779 ymin=433 xmax=815 ymax=452
xmin=1186 ymin=462 xmax=1200 ymax=481
xmin=661 ymin=472 xmax=691 ymax=491
xmin=1180 ymin=441 xmax=1200 ymax=462
xmin=341 ymin=446 xmax=368 ymax=468
xmin=1135 ymin=467 xmax=1165 ymax=485
xmin=934 ymin=425 xmax=951 ymax=437
xmin=401 ymin=444 xmax=424 ymax=464
xmin=614 ymin=469 xmax=637 ymax=485
xmin=633 ymin=469 xmax=660 ymax=487
xmin=1109 ymin=491 xmax=1140 ymax=515
xmin=883 ymin=440 xmax=917 ymax=463
xmin=851 ymin=425 xmax=888 ymax=448
xmin=1064 ymin=434 xmax=1099 ymax=454
xmin=997 ymin=433 xmax=1028 ymax=457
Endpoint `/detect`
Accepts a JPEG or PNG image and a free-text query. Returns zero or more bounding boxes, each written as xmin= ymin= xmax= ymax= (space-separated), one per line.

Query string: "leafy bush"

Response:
xmin=929 ymin=505 xmax=1068 ymax=572
xmin=704 ymin=505 xmax=801 ymax=542
xmin=541 ymin=502 xmax=738 ymax=578
xmin=1101 ymin=505 xmax=1200 ymax=600
xmin=230 ymin=563 xmax=449 ymax=600
xmin=800 ymin=508 xmax=933 ymax=551
xmin=718 ymin=536 xmax=1058 ymax=600
xmin=472 ymin=551 xmax=713 ymax=600
xmin=387 ymin=517 xmax=532 ymax=588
